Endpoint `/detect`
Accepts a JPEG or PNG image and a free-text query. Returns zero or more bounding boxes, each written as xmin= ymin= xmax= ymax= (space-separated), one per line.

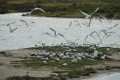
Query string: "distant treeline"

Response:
xmin=0 ymin=0 xmax=120 ymax=18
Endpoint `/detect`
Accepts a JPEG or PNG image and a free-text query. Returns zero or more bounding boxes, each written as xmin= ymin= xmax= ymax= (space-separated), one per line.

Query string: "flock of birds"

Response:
xmin=1 ymin=7 xmax=120 ymax=77
xmin=27 ymin=45 xmax=112 ymax=68
xmin=1 ymin=7 xmax=119 ymax=47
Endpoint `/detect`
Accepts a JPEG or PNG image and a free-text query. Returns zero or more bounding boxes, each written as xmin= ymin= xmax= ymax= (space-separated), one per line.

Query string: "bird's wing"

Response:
xmin=74 ymin=20 xmax=81 ymax=27
xmin=20 ymin=20 xmax=28 ymax=27
xmin=89 ymin=31 xmax=97 ymax=40
xmin=84 ymin=35 xmax=88 ymax=40
xmin=43 ymin=32 xmax=53 ymax=37
xmin=91 ymin=7 xmax=99 ymax=15
xmin=99 ymin=18 xmax=102 ymax=23
xmin=109 ymin=24 xmax=118 ymax=30
xmin=58 ymin=33 xmax=64 ymax=38
xmin=69 ymin=21 xmax=73 ymax=27
xmin=49 ymin=28 xmax=56 ymax=36
xmin=95 ymin=17 xmax=102 ymax=23
xmin=6 ymin=22 xmax=16 ymax=26
xmin=102 ymin=31 xmax=108 ymax=35
xmin=11 ymin=27 xmax=18 ymax=33
xmin=39 ymin=8 xmax=46 ymax=13
xmin=79 ymin=9 xmax=89 ymax=17
xmin=101 ymin=15 xmax=108 ymax=21
xmin=96 ymin=32 xmax=102 ymax=43
xmin=89 ymin=31 xmax=96 ymax=36
xmin=111 ymin=13 xmax=117 ymax=20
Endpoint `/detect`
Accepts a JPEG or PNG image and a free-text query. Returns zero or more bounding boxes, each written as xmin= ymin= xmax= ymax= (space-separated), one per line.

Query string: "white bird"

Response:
xmin=62 ymin=63 xmax=67 ymax=66
xmin=79 ymin=7 xmax=99 ymax=19
xmin=106 ymin=55 xmax=112 ymax=59
xmin=71 ymin=59 xmax=77 ymax=63
xmin=85 ymin=31 xmax=102 ymax=43
xmin=98 ymin=29 xmax=114 ymax=42
xmin=41 ymin=57 xmax=48 ymax=60
xmin=9 ymin=26 xmax=18 ymax=33
xmin=50 ymin=73 xmax=58 ymax=77
xmin=42 ymin=61 xmax=47 ymax=64
xmin=56 ymin=58 xmax=60 ymax=61
xmin=77 ymin=57 xmax=82 ymax=60
xmin=101 ymin=55 xmax=106 ymax=60
xmin=42 ymin=28 xmax=64 ymax=38
xmin=36 ymin=55 xmax=43 ymax=59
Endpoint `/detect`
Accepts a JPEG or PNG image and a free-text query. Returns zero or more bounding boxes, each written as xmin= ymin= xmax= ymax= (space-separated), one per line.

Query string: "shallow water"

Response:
xmin=84 ymin=72 xmax=120 ymax=80
xmin=0 ymin=13 xmax=120 ymax=51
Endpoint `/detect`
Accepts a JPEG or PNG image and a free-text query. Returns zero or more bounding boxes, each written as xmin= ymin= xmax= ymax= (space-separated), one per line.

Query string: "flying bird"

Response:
xmin=42 ymin=28 xmax=64 ymax=38
xmin=9 ymin=26 xmax=18 ymax=33
xmin=20 ymin=20 xmax=29 ymax=27
xmin=108 ymin=24 xmax=118 ymax=30
xmin=79 ymin=7 xmax=99 ymax=19
xmin=85 ymin=31 xmax=102 ymax=43
xmin=69 ymin=21 xmax=73 ymax=27
xmin=68 ymin=20 xmax=81 ymax=28
xmin=74 ymin=20 xmax=81 ymax=28
xmin=101 ymin=13 xmax=117 ymax=23
xmin=95 ymin=17 xmax=102 ymax=23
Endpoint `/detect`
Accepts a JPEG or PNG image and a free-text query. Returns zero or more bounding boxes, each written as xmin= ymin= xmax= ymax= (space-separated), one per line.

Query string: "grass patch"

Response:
xmin=11 ymin=58 xmax=98 ymax=70
xmin=7 ymin=1 xmax=26 ymax=4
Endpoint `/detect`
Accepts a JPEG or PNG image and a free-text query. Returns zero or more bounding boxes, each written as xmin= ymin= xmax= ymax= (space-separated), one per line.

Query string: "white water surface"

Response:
xmin=0 ymin=13 xmax=120 ymax=51
xmin=84 ymin=72 xmax=120 ymax=80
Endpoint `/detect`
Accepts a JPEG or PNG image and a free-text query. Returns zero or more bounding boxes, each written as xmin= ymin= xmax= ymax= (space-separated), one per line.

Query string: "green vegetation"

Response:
xmin=6 ymin=76 xmax=56 ymax=80
xmin=11 ymin=58 xmax=98 ymax=69
xmin=0 ymin=0 xmax=120 ymax=18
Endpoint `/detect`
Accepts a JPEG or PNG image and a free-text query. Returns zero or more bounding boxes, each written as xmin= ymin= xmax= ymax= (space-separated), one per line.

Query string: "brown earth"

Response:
xmin=0 ymin=49 xmax=120 ymax=80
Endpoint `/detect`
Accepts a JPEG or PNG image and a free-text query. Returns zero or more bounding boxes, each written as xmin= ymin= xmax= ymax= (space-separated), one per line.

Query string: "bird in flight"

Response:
xmin=107 ymin=24 xmax=118 ymax=30
xmin=69 ymin=20 xmax=81 ymax=28
xmin=85 ymin=31 xmax=102 ymax=43
xmin=9 ymin=26 xmax=18 ymax=33
xmin=101 ymin=13 xmax=117 ymax=23
xmin=79 ymin=7 xmax=99 ymax=19
xmin=20 ymin=20 xmax=29 ymax=27
xmin=42 ymin=28 xmax=64 ymax=38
